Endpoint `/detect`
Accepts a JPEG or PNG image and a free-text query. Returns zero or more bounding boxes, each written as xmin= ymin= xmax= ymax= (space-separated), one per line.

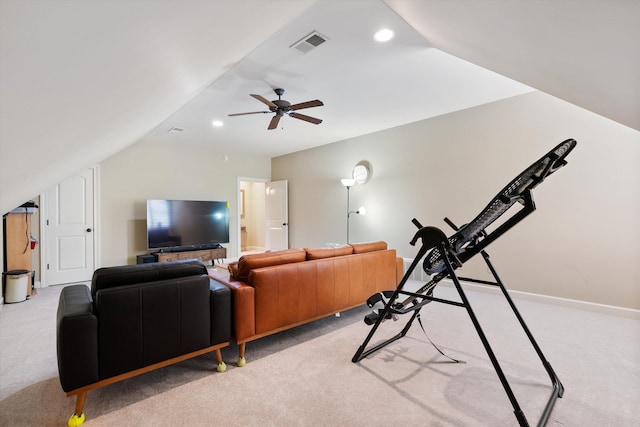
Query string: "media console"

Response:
xmin=136 ymin=247 xmax=227 ymax=265
xmin=155 ymin=247 xmax=226 ymax=264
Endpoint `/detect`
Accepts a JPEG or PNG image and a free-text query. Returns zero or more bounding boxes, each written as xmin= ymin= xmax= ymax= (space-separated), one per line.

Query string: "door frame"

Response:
xmin=237 ymin=176 xmax=268 ymax=258
xmin=39 ymin=166 xmax=100 ymax=287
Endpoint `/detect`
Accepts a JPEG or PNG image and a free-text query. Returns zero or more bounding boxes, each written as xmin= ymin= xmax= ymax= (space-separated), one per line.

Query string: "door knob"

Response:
xmin=86 ymin=228 xmax=92 ymax=232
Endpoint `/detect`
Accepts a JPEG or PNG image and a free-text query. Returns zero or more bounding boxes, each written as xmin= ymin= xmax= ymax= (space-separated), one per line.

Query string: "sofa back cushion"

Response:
xmin=231 ymin=249 xmax=306 ymax=282
xmin=91 ymin=259 xmax=207 ymax=299
xmin=94 ymin=275 xmax=211 ymax=379
xmin=304 ymin=245 xmax=353 ymax=260
xmin=249 ymin=248 xmax=398 ymax=335
xmin=350 ymin=241 xmax=387 ymax=254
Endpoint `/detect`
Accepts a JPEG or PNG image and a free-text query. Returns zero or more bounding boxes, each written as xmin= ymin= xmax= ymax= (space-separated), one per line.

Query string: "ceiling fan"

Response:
xmin=228 ymin=88 xmax=323 ymax=130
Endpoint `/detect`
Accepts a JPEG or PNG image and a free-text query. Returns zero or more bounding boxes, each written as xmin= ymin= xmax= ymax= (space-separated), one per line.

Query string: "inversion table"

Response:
xmin=352 ymin=139 xmax=577 ymax=427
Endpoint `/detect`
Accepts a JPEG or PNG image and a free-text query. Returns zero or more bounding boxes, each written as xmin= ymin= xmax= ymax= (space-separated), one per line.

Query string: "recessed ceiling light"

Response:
xmin=212 ymin=120 xmax=224 ymax=127
xmin=374 ymin=28 xmax=394 ymax=42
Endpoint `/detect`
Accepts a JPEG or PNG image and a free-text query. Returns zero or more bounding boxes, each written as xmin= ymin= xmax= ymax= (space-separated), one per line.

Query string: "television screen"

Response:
xmin=147 ymin=199 xmax=229 ymax=250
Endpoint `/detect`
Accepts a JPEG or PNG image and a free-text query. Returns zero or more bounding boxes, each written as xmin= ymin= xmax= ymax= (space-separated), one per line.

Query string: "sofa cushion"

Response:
xmin=91 ymin=259 xmax=207 ymax=299
xmin=304 ymin=245 xmax=353 ymax=260
xmin=350 ymin=241 xmax=388 ymax=254
xmin=234 ymin=249 xmax=306 ymax=282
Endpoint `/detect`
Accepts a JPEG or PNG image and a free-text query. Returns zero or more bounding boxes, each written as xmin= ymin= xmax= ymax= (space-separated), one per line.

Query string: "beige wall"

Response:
xmin=272 ymin=91 xmax=640 ymax=310
xmin=4 ymin=91 xmax=637 ymax=312
xmin=98 ymin=139 xmax=271 ymax=267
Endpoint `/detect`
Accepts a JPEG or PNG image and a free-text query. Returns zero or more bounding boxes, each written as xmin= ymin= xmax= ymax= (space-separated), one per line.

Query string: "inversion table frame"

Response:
xmin=352 ymin=139 xmax=577 ymax=427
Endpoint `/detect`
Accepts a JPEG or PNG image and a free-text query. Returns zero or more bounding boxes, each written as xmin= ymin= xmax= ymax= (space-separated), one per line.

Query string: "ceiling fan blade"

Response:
xmin=268 ymin=114 xmax=281 ymax=130
xmin=289 ymin=112 xmax=322 ymax=125
xmin=289 ymin=100 xmax=324 ymax=110
xmin=250 ymin=94 xmax=277 ymax=108
xmin=228 ymin=111 xmax=270 ymax=116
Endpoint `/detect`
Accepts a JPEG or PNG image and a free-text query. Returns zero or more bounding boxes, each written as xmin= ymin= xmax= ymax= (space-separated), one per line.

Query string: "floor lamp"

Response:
xmin=341 ymin=178 xmax=366 ymax=244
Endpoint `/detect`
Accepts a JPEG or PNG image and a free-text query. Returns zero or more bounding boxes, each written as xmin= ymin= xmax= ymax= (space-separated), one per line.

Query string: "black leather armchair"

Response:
xmin=56 ymin=260 xmax=231 ymax=426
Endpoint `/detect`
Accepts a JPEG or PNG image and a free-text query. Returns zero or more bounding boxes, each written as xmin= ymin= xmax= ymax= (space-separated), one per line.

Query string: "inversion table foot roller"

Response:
xmin=352 ymin=139 xmax=577 ymax=427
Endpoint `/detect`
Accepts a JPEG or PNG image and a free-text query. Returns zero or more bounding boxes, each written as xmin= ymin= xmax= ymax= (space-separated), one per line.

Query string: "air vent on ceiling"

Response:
xmin=290 ymin=31 xmax=327 ymax=54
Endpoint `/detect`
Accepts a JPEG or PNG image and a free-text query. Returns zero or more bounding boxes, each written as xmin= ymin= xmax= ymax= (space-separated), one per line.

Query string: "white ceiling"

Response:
xmin=390 ymin=0 xmax=640 ymax=133
xmin=142 ymin=0 xmax=533 ymax=157
xmin=1 ymin=0 xmax=638 ymax=214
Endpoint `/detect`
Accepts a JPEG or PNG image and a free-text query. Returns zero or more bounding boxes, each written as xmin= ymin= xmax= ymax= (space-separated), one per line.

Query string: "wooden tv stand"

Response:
xmin=155 ymin=247 xmax=226 ymax=264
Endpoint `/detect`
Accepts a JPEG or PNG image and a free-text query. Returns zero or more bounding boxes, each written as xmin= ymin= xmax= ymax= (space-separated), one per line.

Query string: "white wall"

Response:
xmin=272 ymin=91 xmax=640 ymax=310
xmin=98 ymin=139 xmax=271 ymax=267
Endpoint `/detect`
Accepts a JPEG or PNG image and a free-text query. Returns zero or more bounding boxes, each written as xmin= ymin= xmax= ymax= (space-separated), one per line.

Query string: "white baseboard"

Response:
xmin=436 ymin=279 xmax=640 ymax=320
xmin=402 ymin=258 xmax=640 ymax=320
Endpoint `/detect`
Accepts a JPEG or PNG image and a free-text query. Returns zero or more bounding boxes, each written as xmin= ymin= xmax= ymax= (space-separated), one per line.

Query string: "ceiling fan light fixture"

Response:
xmin=374 ymin=28 xmax=394 ymax=42
xmin=228 ymin=88 xmax=323 ymax=130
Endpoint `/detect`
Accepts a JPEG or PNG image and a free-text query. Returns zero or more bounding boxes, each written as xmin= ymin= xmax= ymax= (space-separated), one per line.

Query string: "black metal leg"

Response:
xmin=352 ymin=248 xmax=427 ymax=363
xmin=441 ymin=254 xmax=529 ymax=426
xmin=352 ymin=309 xmax=421 ymax=362
xmin=480 ymin=251 xmax=564 ymax=427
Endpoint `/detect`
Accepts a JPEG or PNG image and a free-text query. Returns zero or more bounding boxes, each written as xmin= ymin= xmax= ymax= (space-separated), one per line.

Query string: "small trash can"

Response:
xmin=3 ymin=269 xmax=30 ymax=303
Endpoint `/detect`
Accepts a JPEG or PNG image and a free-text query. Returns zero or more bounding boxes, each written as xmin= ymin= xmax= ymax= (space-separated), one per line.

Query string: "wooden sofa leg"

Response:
xmin=215 ymin=348 xmax=227 ymax=372
xmin=67 ymin=391 xmax=87 ymax=426
xmin=238 ymin=343 xmax=246 ymax=367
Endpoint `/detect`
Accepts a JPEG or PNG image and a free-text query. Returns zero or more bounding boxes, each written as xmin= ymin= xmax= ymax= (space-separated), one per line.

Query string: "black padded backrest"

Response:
xmin=94 ymin=274 xmax=211 ymax=380
xmin=423 ymin=139 xmax=577 ymax=275
xmin=450 ymin=138 xmax=576 ymax=253
xmin=91 ymin=259 xmax=207 ymax=299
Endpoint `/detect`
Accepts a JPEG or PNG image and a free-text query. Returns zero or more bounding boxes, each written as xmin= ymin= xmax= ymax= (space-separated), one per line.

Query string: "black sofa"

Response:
xmin=56 ymin=260 xmax=231 ymax=426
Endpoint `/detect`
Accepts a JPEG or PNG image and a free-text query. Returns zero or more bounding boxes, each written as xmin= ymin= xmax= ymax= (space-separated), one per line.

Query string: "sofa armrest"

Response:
xmin=209 ymin=270 xmax=255 ymax=343
xmin=396 ymin=257 xmax=404 ymax=285
xmin=56 ymin=285 xmax=99 ymax=392
xmin=209 ymin=279 xmax=231 ymax=345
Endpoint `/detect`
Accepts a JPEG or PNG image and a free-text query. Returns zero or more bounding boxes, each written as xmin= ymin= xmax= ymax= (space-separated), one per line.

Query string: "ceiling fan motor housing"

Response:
xmin=272 ymin=99 xmax=291 ymax=111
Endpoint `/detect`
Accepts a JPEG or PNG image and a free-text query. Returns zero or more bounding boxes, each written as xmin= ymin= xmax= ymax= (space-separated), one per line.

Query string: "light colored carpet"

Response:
xmin=1 ymin=282 xmax=638 ymax=426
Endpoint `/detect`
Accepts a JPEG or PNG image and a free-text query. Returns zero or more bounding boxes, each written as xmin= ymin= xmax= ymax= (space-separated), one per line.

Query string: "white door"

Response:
xmin=44 ymin=169 xmax=95 ymax=285
xmin=265 ymin=180 xmax=288 ymax=250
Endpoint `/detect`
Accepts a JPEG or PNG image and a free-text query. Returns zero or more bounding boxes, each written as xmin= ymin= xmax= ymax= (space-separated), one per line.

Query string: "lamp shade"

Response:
xmin=341 ymin=178 xmax=356 ymax=187
xmin=357 ymin=206 xmax=367 ymax=215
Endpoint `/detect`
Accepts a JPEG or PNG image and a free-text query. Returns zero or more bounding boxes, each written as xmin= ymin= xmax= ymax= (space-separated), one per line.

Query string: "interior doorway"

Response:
xmin=237 ymin=178 xmax=289 ymax=258
xmin=238 ymin=179 xmax=267 ymax=257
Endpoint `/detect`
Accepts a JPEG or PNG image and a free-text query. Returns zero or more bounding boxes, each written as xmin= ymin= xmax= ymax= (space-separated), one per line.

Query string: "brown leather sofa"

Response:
xmin=208 ymin=241 xmax=403 ymax=366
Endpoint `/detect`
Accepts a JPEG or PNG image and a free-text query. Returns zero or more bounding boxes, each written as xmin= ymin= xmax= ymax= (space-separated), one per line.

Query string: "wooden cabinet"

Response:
xmin=155 ymin=247 xmax=226 ymax=264
xmin=4 ymin=212 xmax=34 ymax=295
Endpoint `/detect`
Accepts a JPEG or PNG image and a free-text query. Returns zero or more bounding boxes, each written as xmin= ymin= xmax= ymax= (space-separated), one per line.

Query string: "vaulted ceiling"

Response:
xmin=1 ymin=0 xmax=638 ymax=214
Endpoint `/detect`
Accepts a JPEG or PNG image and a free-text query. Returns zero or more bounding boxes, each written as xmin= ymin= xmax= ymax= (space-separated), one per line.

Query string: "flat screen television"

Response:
xmin=146 ymin=199 xmax=229 ymax=250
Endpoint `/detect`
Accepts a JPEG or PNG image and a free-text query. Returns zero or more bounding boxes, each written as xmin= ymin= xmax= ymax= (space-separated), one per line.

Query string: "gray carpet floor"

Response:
xmin=1 ymin=281 xmax=638 ymax=426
